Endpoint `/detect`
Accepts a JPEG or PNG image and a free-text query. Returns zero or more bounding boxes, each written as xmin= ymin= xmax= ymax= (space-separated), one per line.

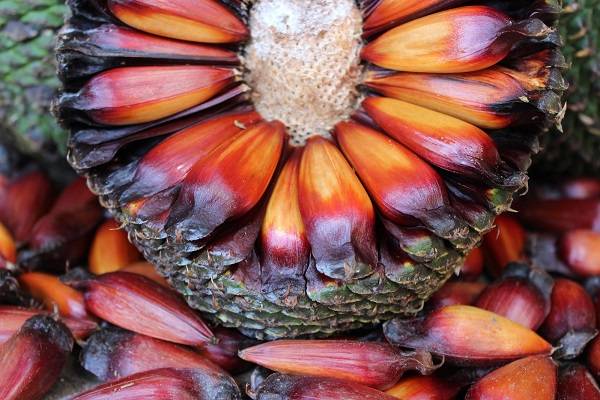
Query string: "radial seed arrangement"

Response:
xmin=56 ymin=0 xmax=565 ymax=339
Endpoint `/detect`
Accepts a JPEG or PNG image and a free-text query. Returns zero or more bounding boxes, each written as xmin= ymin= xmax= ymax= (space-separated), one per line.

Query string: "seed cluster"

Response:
xmin=2 ymin=158 xmax=600 ymax=399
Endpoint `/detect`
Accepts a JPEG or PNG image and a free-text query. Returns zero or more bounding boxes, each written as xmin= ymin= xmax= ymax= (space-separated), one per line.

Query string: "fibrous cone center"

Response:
xmin=244 ymin=0 xmax=364 ymax=145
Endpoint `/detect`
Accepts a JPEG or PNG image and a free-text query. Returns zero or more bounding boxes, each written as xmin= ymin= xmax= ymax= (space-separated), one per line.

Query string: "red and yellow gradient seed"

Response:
xmin=335 ymin=121 xmax=449 ymax=226
xmin=108 ymin=0 xmax=248 ymax=44
xmin=299 ymin=137 xmax=377 ymax=279
xmin=121 ymin=111 xmax=261 ymax=203
xmin=362 ymin=6 xmax=547 ymax=73
xmin=364 ymin=68 xmax=528 ymax=129
xmin=74 ymin=65 xmax=236 ymax=125
xmin=88 ymin=25 xmax=239 ymax=63
xmin=363 ymin=0 xmax=467 ymax=34
xmin=261 ymin=150 xmax=310 ymax=272
xmin=363 ymin=96 xmax=502 ymax=181
xmin=168 ymin=121 xmax=285 ymax=241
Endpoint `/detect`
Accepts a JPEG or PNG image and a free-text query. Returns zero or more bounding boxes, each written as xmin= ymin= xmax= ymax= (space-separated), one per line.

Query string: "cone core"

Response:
xmin=244 ymin=0 xmax=364 ymax=145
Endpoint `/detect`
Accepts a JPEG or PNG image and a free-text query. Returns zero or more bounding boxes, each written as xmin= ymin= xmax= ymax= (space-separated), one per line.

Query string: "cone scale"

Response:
xmin=56 ymin=0 xmax=565 ymax=338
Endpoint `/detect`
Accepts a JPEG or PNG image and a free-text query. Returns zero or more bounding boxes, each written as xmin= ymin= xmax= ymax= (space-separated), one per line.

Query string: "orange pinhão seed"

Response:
xmin=89 ymin=219 xmax=141 ymax=275
xmin=18 ymin=272 xmax=91 ymax=321
xmin=362 ymin=6 xmax=552 ymax=74
xmin=363 ymin=0 xmax=468 ymax=35
xmin=384 ymin=305 xmax=552 ymax=365
xmin=107 ymin=0 xmax=249 ymax=44
xmin=386 ymin=375 xmax=461 ymax=400
xmin=482 ymin=215 xmax=526 ymax=276
xmin=72 ymin=65 xmax=236 ymax=126
xmin=0 ymin=222 xmax=17 ymax=270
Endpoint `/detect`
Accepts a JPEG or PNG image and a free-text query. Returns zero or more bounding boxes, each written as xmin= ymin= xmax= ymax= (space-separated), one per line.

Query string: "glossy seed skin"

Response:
xmin=0 ymin=315 xmax=73 ymax=400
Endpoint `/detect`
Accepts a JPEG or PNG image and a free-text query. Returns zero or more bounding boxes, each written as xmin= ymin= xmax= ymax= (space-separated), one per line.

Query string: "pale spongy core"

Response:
xmin=243 ymin=0 xmax=364 ymax=145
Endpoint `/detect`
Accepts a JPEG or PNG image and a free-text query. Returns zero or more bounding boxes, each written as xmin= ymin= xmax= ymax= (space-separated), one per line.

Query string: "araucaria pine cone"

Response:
xmin=56 ymin=0 xmax=565 ymax=339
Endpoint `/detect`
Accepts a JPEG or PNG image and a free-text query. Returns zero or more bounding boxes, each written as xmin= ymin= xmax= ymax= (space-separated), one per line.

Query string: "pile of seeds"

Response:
xmin=1 ymin=164 xmax=600 ymax=399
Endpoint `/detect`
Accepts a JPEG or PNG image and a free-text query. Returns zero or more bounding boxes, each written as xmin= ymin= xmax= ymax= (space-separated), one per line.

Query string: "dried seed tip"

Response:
xmin=461 ymin=247 xmax=484 ymax=281
xmin=335 ymin=120 xmax=463 ymax=241
xmin=65 ymin=24 xmax=240 ymax=65
xmin=384 ymin=305 xmax=552 ymax=366
xmin=81 ymin=271 xmax=215 ymax=345
xmin=0 ymin=306 xmax=97 ymax=345
xmin=107 ymin=0 xmax=249 ymax=44
xmin=0 ymin=222 xmax=16 ymax=270
xmin=557 ymin=363 xmax=600 ymax=400
xmin=363 ymin=96 xmax=523 ymax=188
xmin=255 ymin=374 xmax=398 ymax=400
xmin=80 ymin=328 xmax=238 ymax=395
xmin=166 ymin=121 xmax=285 ymax=242
xmin=482 ymin=215 xmax=526 ymax=277
xmin=427 ymin=281 xmax=487 ymax=311
xmin=0 ymin=315 xmax=73 ymax=400
xmin=362 ymin=6 xmax=553 ymax=73
xmin=89 ymin=219 xmax=141 ymax=275
xmin=197 ymin=327 xmax=257 ymax=374
xmin=540 ymin=278 xmax=598 ymax=359
xmin=298 ymin=137 xmax=377 ymax=281
xmin=239 ymin=340 xmax=438 ymax=390
xmin=18 ymin=272 xmax=91 ymax=320
xmin=120 ymin=262 xmax=169 ymax=287
xmin=363 ymin=0 xmax=468 ymax=35
xmin=0 ymin=171 xmax=54 ymax=243
xmin=71 ymin=367 xmax=241 ymax=400
xmin=67 ymin=66 xmax=236 ymax=126
xmin=558 ymin=230 xmax=600 ymax=278
xmin=386 ymin=375 xmax=461 ymax=400
xmin=516 ymin=198 xmax=600 ymax=233
xmin=465 ymin=356 xmax=557 ymax=400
